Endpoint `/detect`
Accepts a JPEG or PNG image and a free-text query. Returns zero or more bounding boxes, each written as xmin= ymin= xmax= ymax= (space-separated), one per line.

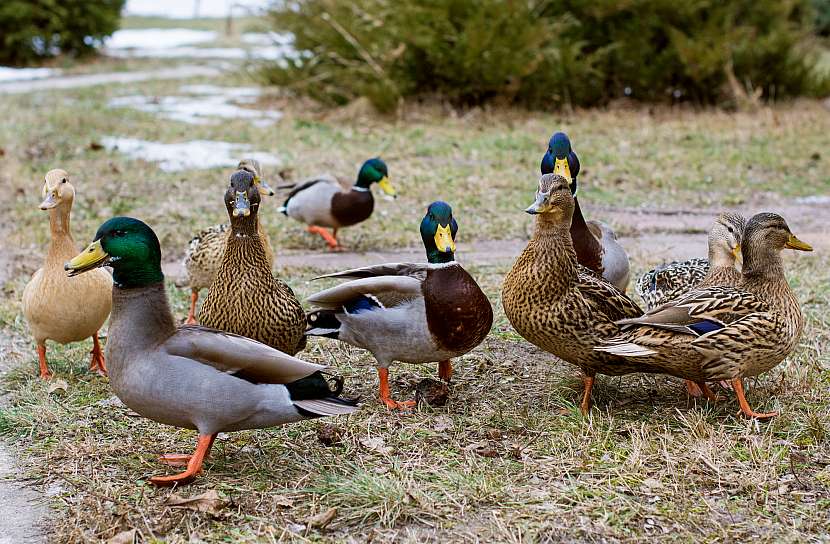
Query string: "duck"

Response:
xmin=180 ymin=159 xmax=275 ymax=324
xmin=22 ymin=169 xmax=112 ymax=379
xmin=636 ymin=212 xmax=746 ymax=310
xmin=502 ymin=174 xmax=660 ymax=415
xmin=541 ymin=132 xmax=630 ymax=291
xmin=278 ymin=158 xmax=396 ymax=250
xmin=596 ymin=212 xmax=812 ymax=419
xmin=305 ymin=201 xmax=493 ymax=409
xmin=64 ymin=216 xmax=357 ymax=486
xmin=198 ymin=168 xmax=306 ymax=355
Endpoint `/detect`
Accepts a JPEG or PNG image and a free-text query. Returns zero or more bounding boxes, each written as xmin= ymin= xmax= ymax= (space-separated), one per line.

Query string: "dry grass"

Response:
xmin=1 ymin=70 xmax=829 ymax=542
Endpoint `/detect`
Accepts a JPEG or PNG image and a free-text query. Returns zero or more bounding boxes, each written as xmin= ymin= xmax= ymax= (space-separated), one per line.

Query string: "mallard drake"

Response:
xmin=502 ymin=174 xmax=660 ymax=415
xmin=541 ymin=132 xmax=630 ymax=291
xmin=306 ymin=201 xmax=492 ymax=409
xmin=180 ymin=159 xmax=275 ymax=324
xmin=636 ymin=212 xmax=746 ymax=310
xmin=22 ymin=169 xmax=112 ymax=379
xmin=198 ymin=169 xmax=306 ymax=355
xmin=596 ymin=212 xmax=812 ymax=419
xmin=65 ymin=217 xmax=357 ymax=486
xmin=278 ymin=158 xmax=396 ymax=250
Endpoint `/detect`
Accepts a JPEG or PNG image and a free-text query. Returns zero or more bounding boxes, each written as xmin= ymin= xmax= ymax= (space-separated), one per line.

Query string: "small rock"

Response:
xmin=317 ymin=423 xmax=343 ymax=447
xmin=415 ymin=378 xmax=449 ymax=407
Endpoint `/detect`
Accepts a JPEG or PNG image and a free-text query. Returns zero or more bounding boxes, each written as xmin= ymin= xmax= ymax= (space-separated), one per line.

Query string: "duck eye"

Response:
xmin=61 ymin=178 xmax=67 ymax=183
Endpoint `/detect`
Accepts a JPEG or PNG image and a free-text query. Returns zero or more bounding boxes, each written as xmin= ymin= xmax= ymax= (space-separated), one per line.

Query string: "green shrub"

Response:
xmin=813 ymin=0 xmax=830 ymax=35
xmin=0 ymin=0 xmax=125 ymax=65
xmin=261 ymin=0 xmax=829 ymax=111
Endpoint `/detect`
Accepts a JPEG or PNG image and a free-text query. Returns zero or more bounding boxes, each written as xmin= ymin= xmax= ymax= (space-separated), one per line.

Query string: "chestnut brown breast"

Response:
xmin=331 ymin=190 xmax=374 ymax=227
xmin=423 ymin=265 xmax=493 ymax=353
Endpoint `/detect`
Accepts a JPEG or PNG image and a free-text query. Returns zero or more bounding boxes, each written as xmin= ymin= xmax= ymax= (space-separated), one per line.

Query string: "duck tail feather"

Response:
xmin=306 ymin=310 xmax=341 ymax=338
xmin=594 ymin=342 xmax=656 ymax=357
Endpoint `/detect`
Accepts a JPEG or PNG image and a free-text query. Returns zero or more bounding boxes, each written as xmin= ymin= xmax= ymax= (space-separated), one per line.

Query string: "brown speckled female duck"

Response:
xmin=501 ymin=174 xmax=659 ymax=415
xmin=198 ymin=169 xmax=306 ymax=355
xmin=306 ymin=201 xmax=492 ymax=409
xmin=278 ymin=158 xmax=396 ymax=250
xmin=597 ymin=212 xmax=812 ymax=419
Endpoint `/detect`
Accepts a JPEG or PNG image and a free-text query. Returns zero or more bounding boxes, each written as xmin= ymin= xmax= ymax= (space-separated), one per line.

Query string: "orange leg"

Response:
xmin=685 ymin=379 xmax=703 ymax=397
xmin=732 ymin=378 xmax=778 ymax=419
xmin=149 ymin=434 xmax=216 ymax=487
xmin=37 ymin=344 xmax=52 ymax=380
xmin=580 ymin=375 xmax=595 ymax=416
xmin=307 ymin=225 xmax=340 ymax=250
xmin=89 ymin=333 xmax=107 ymax=377
xmin=185 ymin=288 xmax=199 ymax=325
xmin=696 ymin=381 xmax=719 ymax=402
xmin=377 ymin=368 xmax=415 ymax=410
xmin=438 ymin=360 xmax=453 ymax=382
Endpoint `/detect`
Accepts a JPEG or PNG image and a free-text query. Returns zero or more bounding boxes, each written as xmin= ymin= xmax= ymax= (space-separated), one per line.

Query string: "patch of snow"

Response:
xmin=795 ymin=195 xmax=830 ymax=205
xmin=106 ymin=28 xmax=216 ymax=50
xmin=241 ymin=32 xmax=293 ymax=46
xmin=0 ymin=66 xmax=60 ymax=82
xmin=106 ymin=44 xmax=292 ymax=61
xmin=125 ymin=0 xmax=270 ymax=18
xmin=102 ymin=137 xmax=280 ymax=172
xmin=108 ymin=84 xmax=281 ymax=126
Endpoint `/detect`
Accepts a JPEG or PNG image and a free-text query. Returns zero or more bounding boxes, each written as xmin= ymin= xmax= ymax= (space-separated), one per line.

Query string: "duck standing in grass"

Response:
xmin=636 ymin=212 xmax=746 ymax=311
xmin=180 ymin=159 xmax=275 ymax=324
xmin=306 ymin=201 xmax=492 ymax=409
xmin=541 ymin=132 xmax=630 ymax=291
xmin=198 ymin=169 xmax=306 ymax=355
xmin=279 ymin=158 xmax=396 ymax=250
xmin=502 ymin=174 xmax=657 ymax=415
xmin=597 ymin=213 xmax=811 ymax=419
xmin=22 ymin=169 xmax=111 ymax=379
xmin=65 ymin=217 xmax=357 ymax=486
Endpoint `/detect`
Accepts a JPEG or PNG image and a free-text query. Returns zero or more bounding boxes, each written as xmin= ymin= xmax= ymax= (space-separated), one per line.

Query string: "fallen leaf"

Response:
xmin=273 ymin=495 xmax=294 ymax=508
xmin=164 ymin=490 xmax=227 ymax=513
xmin=47 ymin=379 xmax=68 ymax=394
xmin=360 ymin=436 xmax=393 ymax=455
xmin=107 ymin=529 xmax=136 ymax=544
xmin=305 ymin=507 xmax=337 ymax=530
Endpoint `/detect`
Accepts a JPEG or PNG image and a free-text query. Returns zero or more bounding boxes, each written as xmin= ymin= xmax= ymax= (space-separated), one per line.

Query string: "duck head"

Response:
xmin=238 ymin=158 xmax=275 ymax=197
xmin=741 ymin=212 xmax=812 ymax=276
xmin=65 ymin=217 xmax=163 ymax=288
xmin=39 ymin=169 xmax=75 ymax=210
xmin=525 ymin=174 xmax=574 ymax=224
xmin=225 ymin=169 xmax=261 ymax=226
xmin=540 ymin=132 xmax=580 ymax=196
xmin=708 ymin=212 xmax=747 ymax=268
xmin=420 ymin=201 xmax=458 ymax=264
xmin=355 ymin=158 xmax=396 ymax=197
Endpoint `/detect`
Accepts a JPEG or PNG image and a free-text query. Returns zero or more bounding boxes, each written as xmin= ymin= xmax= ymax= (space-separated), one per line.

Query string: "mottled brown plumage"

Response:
xmin=199 ymin=169 xmax=306 ymax=355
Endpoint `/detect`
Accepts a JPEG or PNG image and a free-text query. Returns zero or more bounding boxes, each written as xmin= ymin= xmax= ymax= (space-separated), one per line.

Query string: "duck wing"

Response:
xmin=163 ymin=325 xmax=326 ymax=384
xmin=314 ymin=262 xmax=429 ymax=282
xmin=307 ymin=275 xmax=423 ymax=310
xmin=576 ymin=269 xmax=643 ymax=321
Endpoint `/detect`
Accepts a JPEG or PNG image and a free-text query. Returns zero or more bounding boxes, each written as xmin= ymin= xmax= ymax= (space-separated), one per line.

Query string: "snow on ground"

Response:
xmin=103 ymin=28 xmax=295 ymax=61
xmin=108 ymin=84 xmax=282 ymax=126
xmin=125 ymin=0 xmax=270 ymax=18
xmin=0 ymin=67 xmax=60 ymax=82
xmin=102 ymin=137 xmax=280 ymax=171
xmin=106 ymin=28 xmax=217 ymax=49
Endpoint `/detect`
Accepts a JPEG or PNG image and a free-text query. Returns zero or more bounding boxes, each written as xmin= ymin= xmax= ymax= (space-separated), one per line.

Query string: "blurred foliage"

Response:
xmin=0 ymin=0 xmax=125 ymax=65
xmin=261 ymin=0 xmax=830 ymax=111
xmin=813 ymin=0 xmax=830 ymax=35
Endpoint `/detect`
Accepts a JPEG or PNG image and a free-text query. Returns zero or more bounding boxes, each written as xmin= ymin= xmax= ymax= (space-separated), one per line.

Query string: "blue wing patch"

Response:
xmin=688 ymin=319 xmax=723 ymax=335
xmin=344 ymin=295 xmax=383 ymax=314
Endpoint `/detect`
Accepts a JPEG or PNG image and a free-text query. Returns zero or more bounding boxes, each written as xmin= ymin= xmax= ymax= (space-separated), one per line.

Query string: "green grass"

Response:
xmin=1 ymin=72 xmax=829 ymax=542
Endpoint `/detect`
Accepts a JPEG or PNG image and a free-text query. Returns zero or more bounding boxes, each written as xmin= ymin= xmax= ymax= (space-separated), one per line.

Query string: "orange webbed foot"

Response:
xmin=732 ymin=378 xmax=777 ymax=420
xmin=149 ymin=434 xmax=216 ymax=487
xmin=307 ymin=225 xmax=340 ymax=250
xmin=381 ymin=398 xmax=416 ymax=411
xmin=158 ymin=453 xmax=194 ymax=467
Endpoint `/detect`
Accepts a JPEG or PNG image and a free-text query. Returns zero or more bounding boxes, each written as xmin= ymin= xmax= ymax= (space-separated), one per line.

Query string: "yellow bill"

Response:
xmin=378 ymin=176 xmax=397 ymax=198
xmin=434 ymin=224 xmax=456 ymax=253
xmin=553 ymin=157 xmax=572 ymax=184
xmin=65 ymin=239 xmax=110 ymax=277
xmin=255 ymin=176 xmax=275 ymax=197
xmin=785 ymin=234 xmax=813 ymax=251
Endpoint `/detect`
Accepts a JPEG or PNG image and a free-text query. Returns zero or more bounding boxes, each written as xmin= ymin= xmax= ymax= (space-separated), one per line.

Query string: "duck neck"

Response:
xmin=110 ymin=282 xmax=177 ymax=346
xmin=230 ymin=212 xmax=259 ymax=237
xmin=226 ymin=214 xmax=270 ymax=268
xmin=741 ymin=246 xmax=784 ymax=283
xmin=46 ymin=202 xmax=76 ymax=262
xmin=533 ymin=213 xmax=579 ymax=284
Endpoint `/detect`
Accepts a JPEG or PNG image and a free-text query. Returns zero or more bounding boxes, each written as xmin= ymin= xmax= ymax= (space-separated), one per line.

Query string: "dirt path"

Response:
xmin=0 ymin=65 xmax=222 ymax=94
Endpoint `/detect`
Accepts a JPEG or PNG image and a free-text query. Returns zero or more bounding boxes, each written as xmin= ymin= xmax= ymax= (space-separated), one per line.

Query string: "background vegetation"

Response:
xmin=0 ymin=0 xmax=125 ymax=65
xmin=261 ymin=0 xmax=830 ymax=112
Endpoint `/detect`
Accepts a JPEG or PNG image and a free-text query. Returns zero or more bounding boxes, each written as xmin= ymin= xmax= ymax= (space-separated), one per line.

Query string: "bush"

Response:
xmin=261 ymin=0 xmax=829 ymax=111
xmin=0 ymin=0 xmax=125 ymax=65
xmin=813 ymin=0 xmax=830 ymax=35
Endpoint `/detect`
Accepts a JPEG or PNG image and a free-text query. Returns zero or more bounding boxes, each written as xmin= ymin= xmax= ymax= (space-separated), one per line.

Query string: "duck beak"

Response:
xmin=233 ymin=191 xmax=251 ymax=217
xmin=65 ymin=240 xmax=110 ymax=277
xmin=39 ymin=191 xmax=59 ymax=210
xmin=553 ymin=157 xmax=572 ymax=185
xmin=255 ymin=177 xmax=275 ymax=197
xmin=731 ymin=244 xmax=742 ymax=259
xmin=378 ymin=176 xmax=397 ymax=198
xmin=785 ymin=234 xmax=813 ymax=251
xmin=434 ymin=224 xmax=456 ymax=253
xmin=525 ymin=192 xmax=547 ymax=215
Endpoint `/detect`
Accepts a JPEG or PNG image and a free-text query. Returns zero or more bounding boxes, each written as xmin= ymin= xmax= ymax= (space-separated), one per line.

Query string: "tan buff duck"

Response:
xmin=501 ymin=174 xmax=659 ymax=415
xmin=597 ymin=212 xmax=812 ymax=419
xmin=306 ymin=201 xmax=492 ymax=409
xmin=198 ymin=169 xmax=306 ymax=355
xmin=22 ymin=169 xmax=111 ymax=379
xmin=636 ymin=212 xmax=746 ymax=310
xmin=541 ymin=132 xmax=630 ymax=291
xmin=180 ymin=159 xmax=275 ymax=324
xmin=65 ymin=216 xmax=357 ymax=486
xmin=278 ymin=158 xmax=396 ymax=250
